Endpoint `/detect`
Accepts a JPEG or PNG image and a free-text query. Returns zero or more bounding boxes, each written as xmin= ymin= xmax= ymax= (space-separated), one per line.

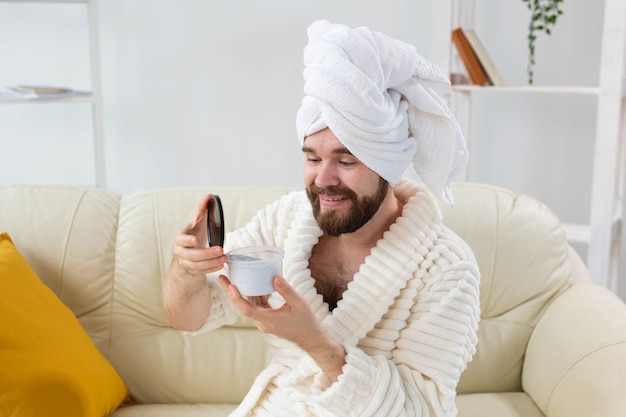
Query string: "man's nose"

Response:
xmin=314 ymin=163 xmax=340 ymax=189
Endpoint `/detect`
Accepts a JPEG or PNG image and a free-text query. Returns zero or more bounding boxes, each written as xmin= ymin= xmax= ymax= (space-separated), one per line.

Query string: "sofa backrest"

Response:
xmin=0 ymin=185 xmax=121 ymax=355
xmin=108 ymin=187 xmax=293 ymax=403
xmin=439 ymin=183 xmax=587 ymax=393
xmin=0 ymin=182 xmax=589 ymax=404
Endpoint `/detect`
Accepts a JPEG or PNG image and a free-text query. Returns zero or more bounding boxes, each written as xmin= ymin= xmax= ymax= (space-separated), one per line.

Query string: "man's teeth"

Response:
xmin=322 ymin=195 xmax=344 ymax=201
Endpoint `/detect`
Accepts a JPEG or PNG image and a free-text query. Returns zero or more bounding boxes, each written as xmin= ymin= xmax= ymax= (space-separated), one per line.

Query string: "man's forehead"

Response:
xmin=302 ymin=131 xmax=353 ymax=155
xmin=301 ymin=143 xmax=353 ymax=156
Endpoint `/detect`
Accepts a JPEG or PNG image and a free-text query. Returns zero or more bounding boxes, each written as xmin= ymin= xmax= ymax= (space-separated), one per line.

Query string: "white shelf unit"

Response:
xmin=432 ymin=0 xmax=626 ymax=291
xmin=0 ymin=0 xmax=105 ymax=187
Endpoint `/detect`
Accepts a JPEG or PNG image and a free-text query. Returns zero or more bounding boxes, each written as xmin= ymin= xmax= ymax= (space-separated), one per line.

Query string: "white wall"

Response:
xmin=470 ymin=0 xmax=601 ymax=226
xmin=1 ymin=0 xmax=624 ymax=300
xmin=98 ymin=0 xmax=432 ymax=192
xmin=0 ymin=3 xmax=95 ymax=185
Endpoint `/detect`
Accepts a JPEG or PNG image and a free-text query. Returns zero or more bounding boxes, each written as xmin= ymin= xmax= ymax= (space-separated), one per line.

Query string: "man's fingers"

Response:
xmin=248 ymin=296 xmax=270 ymax=308
xmin=219 ymin=275 xmax=249 ymax=303
xmin=218 ymin=274 xmax=231 ymax=290
xmin=174 ymin=246 xmax=226 ymax=275
xmin=177 ymin=257 xmax=224 ymax=274
xmin=175 ymin=246 xmax=223 ymax=262
xmin=219 ymin=275 xmax=273 ymax=319
xmin=174 ymin=230 xmax=200 ymax=248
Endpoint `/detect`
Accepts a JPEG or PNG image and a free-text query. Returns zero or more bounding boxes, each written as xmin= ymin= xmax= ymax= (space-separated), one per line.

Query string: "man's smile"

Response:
xmin=319 ymin=194 xmax=349 ymax=208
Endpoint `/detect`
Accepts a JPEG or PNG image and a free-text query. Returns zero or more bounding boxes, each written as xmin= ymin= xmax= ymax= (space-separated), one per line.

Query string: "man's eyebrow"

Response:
xmin=301 ymin=146 xmax=353 ymax=156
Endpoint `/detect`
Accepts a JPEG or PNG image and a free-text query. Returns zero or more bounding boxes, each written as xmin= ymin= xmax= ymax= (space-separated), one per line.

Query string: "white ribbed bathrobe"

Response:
xmin=194 ymin=178 xmax=480 ymax=417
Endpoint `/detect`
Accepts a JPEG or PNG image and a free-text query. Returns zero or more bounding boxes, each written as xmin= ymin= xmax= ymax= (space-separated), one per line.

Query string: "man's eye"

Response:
xmin=339 ymin=160 xmax=356 ymax=166
xmin=307 ymin=157 xmax=321 ymax=163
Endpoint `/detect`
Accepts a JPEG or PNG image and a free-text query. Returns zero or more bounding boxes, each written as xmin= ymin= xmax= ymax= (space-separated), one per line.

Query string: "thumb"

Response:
xmin=192 ymin=194 xmax=213 ymax=226
xmin=273 ymin=275 xmax=296 ymax=301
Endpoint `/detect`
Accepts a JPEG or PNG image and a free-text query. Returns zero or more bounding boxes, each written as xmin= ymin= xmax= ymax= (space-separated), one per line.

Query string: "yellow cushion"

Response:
xmin=0 ymin=233 xmax=128 ymax=417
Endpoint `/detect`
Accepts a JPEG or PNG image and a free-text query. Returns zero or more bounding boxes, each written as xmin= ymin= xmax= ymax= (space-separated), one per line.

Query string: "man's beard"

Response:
xmin=306 ymin=177 xmax=389 ymax=236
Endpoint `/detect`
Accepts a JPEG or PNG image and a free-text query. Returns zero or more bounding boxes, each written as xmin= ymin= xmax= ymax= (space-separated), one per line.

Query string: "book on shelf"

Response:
xmin=451 ymin=27 xmax=488 ymax=86
xmin=464 ymin=29 xmax=504 ymax=87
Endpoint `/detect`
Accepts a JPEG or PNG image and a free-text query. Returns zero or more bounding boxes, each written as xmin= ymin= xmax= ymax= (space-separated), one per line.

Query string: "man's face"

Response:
xmin=302 ymin=129 xmax=389 ymax=236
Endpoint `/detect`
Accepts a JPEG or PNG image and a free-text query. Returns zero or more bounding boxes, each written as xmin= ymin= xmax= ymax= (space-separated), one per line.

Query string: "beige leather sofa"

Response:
xmin=1 ymin=182 xmax=625 ymax=417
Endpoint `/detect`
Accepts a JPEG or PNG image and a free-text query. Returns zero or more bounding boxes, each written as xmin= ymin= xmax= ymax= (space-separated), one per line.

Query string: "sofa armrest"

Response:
xmin=522 ymin=282 xmax=626 ymax=417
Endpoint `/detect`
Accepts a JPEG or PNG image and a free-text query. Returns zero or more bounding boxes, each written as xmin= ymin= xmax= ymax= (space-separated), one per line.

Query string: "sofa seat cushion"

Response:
xmin=0 ymin=233 xmax=128 ymax=417
xmin=111 ymin=394 xmax=543 ymax=417
xmin=456 ymin=392 xmax=544 ymax=417
xmin=111 ymin=403 xmax=236 ymax=417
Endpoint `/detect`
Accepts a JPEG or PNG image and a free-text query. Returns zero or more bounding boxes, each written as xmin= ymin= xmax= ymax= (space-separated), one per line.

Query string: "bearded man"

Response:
xmin=163 ymin=20 xmax=480 ymax=417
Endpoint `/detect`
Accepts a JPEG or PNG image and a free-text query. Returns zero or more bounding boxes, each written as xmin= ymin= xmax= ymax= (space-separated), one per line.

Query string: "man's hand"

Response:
xmin=219 ymin=274 xmax=346 ymax=382
xmin=173 ymin=194 xmax=227 ymax=277
xmin=163 ymin=194 xmax=224 ymax=331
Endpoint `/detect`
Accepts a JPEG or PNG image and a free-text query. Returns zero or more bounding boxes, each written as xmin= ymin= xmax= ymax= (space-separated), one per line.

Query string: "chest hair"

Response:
xmin=308 ymin=241 xmax=369 ymax=310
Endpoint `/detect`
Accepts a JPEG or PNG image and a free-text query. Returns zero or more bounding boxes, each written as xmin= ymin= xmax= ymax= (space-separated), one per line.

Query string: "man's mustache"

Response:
xmin=309 ymin=185 xmax=356 ymax=199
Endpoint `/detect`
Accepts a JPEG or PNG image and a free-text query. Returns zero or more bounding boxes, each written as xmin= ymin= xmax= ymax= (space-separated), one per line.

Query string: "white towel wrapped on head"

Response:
xmin=296 ymin=20 xmax=467 ymax=205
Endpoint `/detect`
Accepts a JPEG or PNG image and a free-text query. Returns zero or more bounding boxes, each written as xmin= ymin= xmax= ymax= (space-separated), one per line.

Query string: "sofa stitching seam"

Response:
xmin=106 ymin=192 xmax=121 ymax=358
xmin=545 ymin=340 xmax=626 ymax=413
xmin=58 ymin=189 xmax=87 ymax=301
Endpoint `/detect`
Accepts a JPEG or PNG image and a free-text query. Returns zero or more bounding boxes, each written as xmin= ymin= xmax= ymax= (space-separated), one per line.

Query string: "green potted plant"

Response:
xmin=522 ymin=0 xmax=565 ymax=84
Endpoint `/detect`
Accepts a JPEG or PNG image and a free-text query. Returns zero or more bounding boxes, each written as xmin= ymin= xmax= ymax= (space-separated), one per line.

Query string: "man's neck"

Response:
xmin=309 ymin=186 xmax=404 ymax=310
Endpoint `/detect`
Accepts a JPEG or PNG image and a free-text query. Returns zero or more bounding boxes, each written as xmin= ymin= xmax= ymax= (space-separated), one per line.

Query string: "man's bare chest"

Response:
xmin=308 ymin=249 xmax=366 ymax=310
